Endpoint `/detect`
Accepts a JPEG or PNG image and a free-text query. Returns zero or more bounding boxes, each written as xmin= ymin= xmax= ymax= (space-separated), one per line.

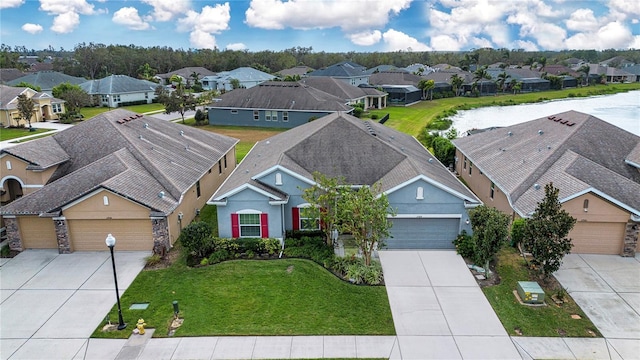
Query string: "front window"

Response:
xmin=240 ymin=213 xmax=261 ymax=237
xmin=253 ymin=110 xmax=259 ymax=121
xmin=283 ymin=111 xmax=289 ymax=122
xmin=300 ymin=207 xmax=320 ymax=231
xmin=490 ymin=182 xmax=495 ymax=199
xmin=196 ymin=180 xmax=201 ymax=198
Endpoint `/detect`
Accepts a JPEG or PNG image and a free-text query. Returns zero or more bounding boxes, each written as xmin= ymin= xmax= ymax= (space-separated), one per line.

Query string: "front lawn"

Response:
xmin=0 ymin=127 xmax=51 ymax=141
xmin=483 ymin=248 xmax=601 ymax=338
xmin=93 ymin=257 xmax=395 ymax=339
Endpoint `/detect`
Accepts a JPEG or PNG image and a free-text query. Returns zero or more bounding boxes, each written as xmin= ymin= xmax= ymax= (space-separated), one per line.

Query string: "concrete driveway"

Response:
xmin=379 ymin=250 xmax=521 ymax=359
xmin=0 ymin=250 xmax=147 ymax=360
xmin=553 ymin=253 xmax=640 ymax=356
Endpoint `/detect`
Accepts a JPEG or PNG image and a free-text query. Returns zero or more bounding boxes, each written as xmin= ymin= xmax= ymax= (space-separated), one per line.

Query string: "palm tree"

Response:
xmin=577 ymin=65 xmax=590 ymax=86
xmin=496 ymin=72 xmax=511 ymax=93
xmin=418 ymin=79 xmax=435 ymax=100
xmin=512 ymin=81 xmax=522 ymax=94
xmin=450 ymin=74 xmax=464 ymax=96
xmin=473 ymin=66 xmax=491 ymax=95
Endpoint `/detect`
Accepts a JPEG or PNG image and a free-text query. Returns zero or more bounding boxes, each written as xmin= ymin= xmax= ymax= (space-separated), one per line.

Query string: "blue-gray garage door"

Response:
xmin=385 ymin=218 xmax=459 ymax=249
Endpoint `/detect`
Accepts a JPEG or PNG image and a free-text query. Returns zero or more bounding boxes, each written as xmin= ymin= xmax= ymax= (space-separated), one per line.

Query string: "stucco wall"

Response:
xmin=563 ymin=193 xmax=630 ymax=223
xmin=0 ymin=154 xmax=58 ymax=202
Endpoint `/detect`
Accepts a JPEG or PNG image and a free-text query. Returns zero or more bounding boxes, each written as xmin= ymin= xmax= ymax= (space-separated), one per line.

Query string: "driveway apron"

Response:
xmin=379 ymin=250 xmax=521 ymax=359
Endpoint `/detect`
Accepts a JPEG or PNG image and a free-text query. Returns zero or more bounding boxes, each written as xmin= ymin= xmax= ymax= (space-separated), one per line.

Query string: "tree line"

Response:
xmin=1 ymin=43 xmax=638 ymax=80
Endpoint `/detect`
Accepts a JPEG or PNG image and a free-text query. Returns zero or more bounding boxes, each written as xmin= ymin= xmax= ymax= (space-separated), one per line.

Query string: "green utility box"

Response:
xmin=517 ymin=281 xmax=545 ymax=304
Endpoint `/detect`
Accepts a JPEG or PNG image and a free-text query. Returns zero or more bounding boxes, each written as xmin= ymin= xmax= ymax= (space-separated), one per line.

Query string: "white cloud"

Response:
xmin=348 ymin=30 xmax=382 ymax=46
xmin=507 ymin=12 xmax=567 ymax=50
xmin=190 ymin=30 xmax=217 ymax=49
xmin=512 ymin=40 xmax=539 ymax=51
xmin=113 ymin=7 xmax=151 ymax=30
xmin=566 ymin=21 xmax=634 ymax=49
xmin=630 ymin=35 xmax=640 ymax=48
xmin=245 ymin=0 xmax=412 ymax=31
xmin=141 ymin=0 xmax=191 ymax=22
xmin=430 ymin=34 xmax=463 ymax=51
xmin=0 ymin=0 xmax=23 ymax=9
xmin=566 ymin=8 xmax=599 ymax=32
xmin=608 ymin=0 xmax=640 ymax=16
xmin=226 ymin=43 xmax=247 ymax=51
xmin=177 ymin=3 xmax=231 ymax=49
xmin=51 ymin=11 xmax=80 ymax=34
xmin=382 ymin=29 xmax=430 ymax=51
xmin=21 ymin=23 xmax=43 ymax=34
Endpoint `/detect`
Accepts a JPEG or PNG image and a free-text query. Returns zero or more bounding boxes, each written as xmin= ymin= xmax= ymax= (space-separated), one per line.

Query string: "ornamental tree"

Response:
xmin=523 ymin=183 xmax=576 ymax=278
xmin=301 ymin=172 xmax=344 ymax=247
xmin=17 ymin=94 xmax=36 ymax=129
xmin=469 ymin=205 xmax=510 ymax=278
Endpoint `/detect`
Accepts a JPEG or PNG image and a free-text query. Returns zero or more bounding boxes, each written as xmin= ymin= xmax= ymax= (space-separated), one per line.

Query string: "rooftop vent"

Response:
xmin=428 ymin=158 xmax=434 ymax=163
xmin=158 ymin=191 xmax=165 ymax=198
xmin=364 ymin=121 xmax=377 ymax=137
xmin=143 ymin=123 xmax=148 ymax=128
xmin=538 ymin=130 xmax=544 ymax=135
xmin=180 ymin=130 xmax=184 ymax=136
xmin=534 ymin=183 xmax=541 ymax=190
xmin=138 ymin=135 xmax=143 ymax=139
xmin=507 ymin=131 xmax=513 ymax=136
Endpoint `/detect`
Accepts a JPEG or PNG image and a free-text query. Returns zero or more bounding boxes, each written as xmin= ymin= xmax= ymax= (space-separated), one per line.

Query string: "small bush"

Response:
xmin=179 ymin=222 xmax=214 ymax=258
xmin=285 ymin=229 xmax=324 ymax=240
xmin=260 ymin=238 xmax=281 ymax=255
xmin=1 ymin=244 xmax=12 ymax=257
xmin=510 ymin=218 xmax=527 ymax=248
xmin=208 ymin=249 xmax=230 ymax=264
xmin=145 ymin=254 xmax=162 ymax=266
xmin=370 ymin=114 xmax=378 ymax=120
xmin=346 ymin=263 xmax=366 ymax=284
xmin=200 ymin=258 xmax=209 ymax=266
xmin=453 ymin=230 xmax=475 ymax=259
xmin=363 ymin=263 xmax=383 ymax=285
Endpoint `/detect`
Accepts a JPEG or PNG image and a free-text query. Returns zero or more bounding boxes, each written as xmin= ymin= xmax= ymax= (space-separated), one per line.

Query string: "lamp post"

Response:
xmin=105 ymin=233 xmax=127 ymax=330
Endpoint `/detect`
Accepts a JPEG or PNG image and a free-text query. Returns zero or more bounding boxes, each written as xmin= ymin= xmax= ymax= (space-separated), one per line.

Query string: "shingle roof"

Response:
xmin=453 ymin=110 xmax=640 ymax=216
xmin=308 ymin=61 xmax=369 ymax=78
xmin=300 ymin=77 xmax=385 ymax=101
xmin=369 ymin=71 xmax=423 ymax=86
xmin=214 ymin=67 xmax=275 ymax=82
xmin=365 ymin=65 xmax=402 ymax=74
xmin=208 ymin=81 xmax=352 ymax=112
xmin=0 ymin=85 xmax=28 ymax=110
xmin=213 ymin=112 xmax=479 ymax=204
xmin=1 ymin=109 xmax=238 ymax=216
xmin=423 ymin=70 xmax=474 ymax=84
xmin=80 ymin=75 xmax=159 ymax=95
xmin=277 ymin=66 xmax=314 ymax=77
xmin=7 ymin=71 xmax=86 ymax=90
xmin=0 ymin=68 xmax=26 ymax=83
xmin=156 ymin=67 xmax=216 ymax=79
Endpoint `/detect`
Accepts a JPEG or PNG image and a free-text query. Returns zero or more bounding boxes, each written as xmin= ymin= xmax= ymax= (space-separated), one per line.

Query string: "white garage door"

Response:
xmin=386 ymin=218 xmax=460 ymax=249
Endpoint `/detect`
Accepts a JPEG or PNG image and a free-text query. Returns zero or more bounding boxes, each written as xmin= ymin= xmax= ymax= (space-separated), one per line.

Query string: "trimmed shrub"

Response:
xmin=453 ymin=230 xmax=474 ymax=259
xmin=208 ymin=249 xmax=231 ymax=264
xmin=510 ymin=218 xmax=527 ymax=248
xmin=179 ymin=221 xmax=214 ymax=258
xmin=285 ymin=229 xmax=324 ymax=240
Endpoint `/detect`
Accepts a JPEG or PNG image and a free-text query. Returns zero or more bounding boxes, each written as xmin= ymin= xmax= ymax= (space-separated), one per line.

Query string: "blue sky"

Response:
xmin=1 ymin=0 xmax=639 ymax=52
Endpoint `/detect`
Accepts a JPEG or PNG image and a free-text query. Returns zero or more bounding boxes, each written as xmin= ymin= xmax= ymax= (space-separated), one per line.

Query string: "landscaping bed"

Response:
xmin=476 ymin=247 xmax=601 ymax=338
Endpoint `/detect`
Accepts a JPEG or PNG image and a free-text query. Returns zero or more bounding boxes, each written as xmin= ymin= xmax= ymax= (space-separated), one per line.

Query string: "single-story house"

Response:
xmin=276 ymin=66 xmax=314 ymax=78
xmin=307 ymin=61 xmax=370 ymax=86
xmin=155 ymin=67 xmax=216 ymax=86
xmin=201 ymin=67 xmax=275 ymax=91
xmin=380 ymin=85 xmax=422 ymax=105
xmin=206 ymin=81 xmax=353 ymax=129
xmin=208 ymin=112 xmax=481 ymax=249
xmin=452 ymin=110 xmax=640 ymax=256
xmin=0 ymin=85 xmax=66 ymax=127
xmin=7 ymin=71 xmax=86 ymax=96
xmin=80 ymin=75 xmax=159 ymax=107
xmin=1 ymin=109 xmax=238 ymax=254
xmin=300 ymin=77 xmax=387 ymax=109
xmin=587 ymin=64 xmax=635 ymax=83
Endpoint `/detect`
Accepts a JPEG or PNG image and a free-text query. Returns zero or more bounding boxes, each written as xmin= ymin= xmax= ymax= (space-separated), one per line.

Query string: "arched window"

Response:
xmin=103 ymin=196 xmax=109 ymax=206
xmin=416 ymin=187 xmax=424 ymax=200
xmin=275 ymin=172 xmax=283 ymax=186
xmin=583 ymin=199 xmax=589 ymax=212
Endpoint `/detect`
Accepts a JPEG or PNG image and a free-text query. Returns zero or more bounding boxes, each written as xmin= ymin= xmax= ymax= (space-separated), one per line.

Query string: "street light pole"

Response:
xmin=105 ymin=233 xmax=127 ymax=330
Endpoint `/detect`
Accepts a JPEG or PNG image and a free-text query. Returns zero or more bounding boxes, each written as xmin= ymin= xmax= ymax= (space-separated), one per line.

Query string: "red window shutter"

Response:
xmin=231 ymin=214 xmax=239 ymax=238
xmin=260 ymin=213 xmax=269 ymax=238
xmin=292 ymin=207 xmax=300 ymax=231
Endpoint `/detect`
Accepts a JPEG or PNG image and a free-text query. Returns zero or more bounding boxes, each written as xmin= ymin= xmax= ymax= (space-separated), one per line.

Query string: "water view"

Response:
xmin=451 ymin=91 xmax=640 ymax=136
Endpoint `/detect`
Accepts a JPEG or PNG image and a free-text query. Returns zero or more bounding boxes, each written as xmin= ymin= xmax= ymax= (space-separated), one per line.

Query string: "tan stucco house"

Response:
xmin=0 ymin=85 xmax=66 ymax=127
xmin=452 ymin=110 xmax=640 ymax=256
xmin=1 ymin=109 xmax=238 ymax=254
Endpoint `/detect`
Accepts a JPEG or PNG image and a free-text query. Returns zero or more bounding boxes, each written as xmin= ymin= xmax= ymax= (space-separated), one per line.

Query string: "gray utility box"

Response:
xmin=517 ymin=281 xmax=545 ymax=304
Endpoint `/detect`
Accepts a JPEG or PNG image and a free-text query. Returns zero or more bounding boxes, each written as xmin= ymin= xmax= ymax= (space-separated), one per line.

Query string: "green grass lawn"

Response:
xmin=369 ymin=83 xmax=640 ymax=137
xmin=0 ymin=127 xmax=51 ymax=141
xmin=483 ymin=248 xmax=601 ymax=338
xmin=93 ymin=258 xmax=395 ymax=339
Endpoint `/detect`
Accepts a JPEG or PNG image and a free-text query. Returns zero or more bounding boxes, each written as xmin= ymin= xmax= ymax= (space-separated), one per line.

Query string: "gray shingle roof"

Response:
xmin=80 ymin=75 xmax=159 ymax=95
xmin=369 ymin=71 xmax=423 ymax=86
xmin=7 ymin=71 xmax=86 ymax=90
xmin=277 ymin=66 xmax=314 ymax=77
xmin=453 ymin=110 xmax=640 ymax=216
xmin=0 ymin=68 xmax=26 ymax=83
xmin=213 ymin=112 xmax=479 ymax=203
xmin=213 ymin=67 xmax=275 ymax=82
xmin=0 ymin=85 xmax=27 ymax=110
xmin=156 ymin=67 xmax=216 ymax=79
xmin=308 ymin=61 xmax=369 ymax=78
xmin=209 ymin=81 xmax=352 ymax=112
xmin=300 ymin=77 xmax=385 ymax=101
xmin=1 ymin=109 xmax=238 ymax=216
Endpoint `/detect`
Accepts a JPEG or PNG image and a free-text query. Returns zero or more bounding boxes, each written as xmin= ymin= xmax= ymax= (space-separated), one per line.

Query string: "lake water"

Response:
xmin=450 ymin=91 xmax=640 ymax=136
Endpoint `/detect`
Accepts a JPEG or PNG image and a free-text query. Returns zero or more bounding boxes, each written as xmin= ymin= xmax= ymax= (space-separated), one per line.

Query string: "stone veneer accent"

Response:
xmin=53 ymin=217 xmax=71 ymax=254
xmin=622 ymin=220 xmax=639 ymax=257
xmin=152 ymin=217 xmax=170 ymax=255
xmin=4 ymin=217 xmax=23 ymax=252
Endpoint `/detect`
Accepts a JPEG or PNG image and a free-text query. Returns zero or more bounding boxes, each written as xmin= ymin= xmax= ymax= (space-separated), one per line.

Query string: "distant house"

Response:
xmin=206 ymin=81 xmax=352 ymax=128
xmin=600 ymin=56 xmax=634 ymax=68
xmin=155 ymin=67 xmax=216 ymax=86
xmin=300 ymin=77 xmax=387 ymax=109
xmin=208 ymin=112 xmax=480 ymax=249
xmin=487 ymin=68 xmax=549 ymax=92
xmin=365 ymin=65 xmax=402 ymax=74
xmin=277 ymin=66 xmax=314 ymax=78
xmin=452 ymin=111 xmax=640 ymax=256
xmin=1 ymin=109 xmax=238 ymax=254
xmin=379 ymin=85 xmax=422 ymax=105
xmin=80 ymin=75 xmax=159 ymax=107
xmin=0 ymin=85 xmax=66 ymax=127
xmin=622 ymin=65 xmax=640 ymax=82
xmin=0 ymin=69 xmax=27 ymax=84
xmin=201 ymin=67 xmax=275 ymax=91
xmin=404 ymin=63 xmax=434 ymax=75
xmin=370 ymin=71 xmax=423 ymax=87
xmin=7 ymin=71 xmax=86 ymax=96
xmin=307 ymin=61 xmax=370 ymax=86
xmin=587 ymin=64 xmax=635 ymax=83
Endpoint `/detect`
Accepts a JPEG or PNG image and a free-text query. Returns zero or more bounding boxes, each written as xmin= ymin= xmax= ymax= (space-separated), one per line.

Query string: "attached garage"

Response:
xmin=19 ymin=216 xmax=57 ymax=249
xmin=569 ymin=222 xmax=625 ymax=255
xmin=386 ymin=217 xmax=460 ymax=249
xmin=68 ymin=219 xmax=153 ymax=251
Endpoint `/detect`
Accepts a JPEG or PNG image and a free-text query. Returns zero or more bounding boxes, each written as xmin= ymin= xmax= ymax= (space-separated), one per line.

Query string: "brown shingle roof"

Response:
xmin=1 ymin=109 xmax=238 ymax=216
xmin=453 ymin=110 xmax=640 ymax=216
xmin=300 ymin=77 xmax=385 ymax=101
